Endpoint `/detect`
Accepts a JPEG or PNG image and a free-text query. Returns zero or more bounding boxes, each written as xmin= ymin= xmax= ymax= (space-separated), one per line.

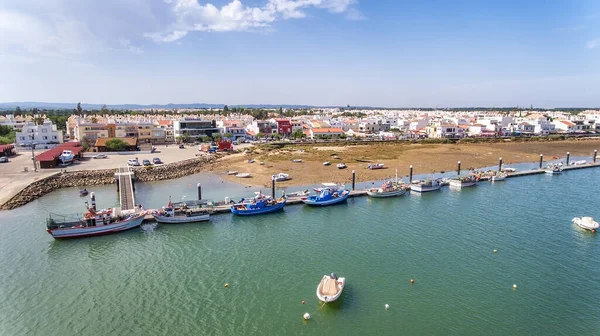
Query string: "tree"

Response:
xmin=199 ymin=135 xmax=211 ymax=143
xmin=81 ymin=137 xmax=90 ymax=151
xmin=0 ymin=125 xmax=16 ymax=145
xmin=223 ymin=132 xmax=233 ymax=139
xmin=91 ymin=117 xmax=98 ymax=123
xmin=104 ymin=138 xmax=128 ymax=151
xmin=292 ymin=129 xmax=304 ymax=139
xmin=77 ymin=102 xmax=82 ymax=114
xmin=273 ymin=133 xmax=281 ymax=140
xmin=34 ymin=116 xmax=44 ymax=125
xmin=279 ymin=107 xmax=283 ymax=115
xmin=257 ymin=132 xmax=264 ymax=139
xmin=223 ymin=105 xmax=229 ymax=113
xmin=15 ymin=106 xmax=21 ymax=114
xmin=100 ymin=104 xmax=109 ymax=114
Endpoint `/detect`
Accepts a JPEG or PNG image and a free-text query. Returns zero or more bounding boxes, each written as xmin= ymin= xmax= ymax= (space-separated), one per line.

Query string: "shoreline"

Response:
xmin=1 ymin=139 xmax=598 ymax=211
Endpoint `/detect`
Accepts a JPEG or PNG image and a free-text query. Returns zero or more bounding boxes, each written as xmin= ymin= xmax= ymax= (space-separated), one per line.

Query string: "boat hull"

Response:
xmin=153 ymin=213 xmax=210 ymax=224
xmin=491 ymin=176 xmax=506 ymax=182
xmin=302 ymin=191 xmax=350 ymax=206
xmin=410 ymin=184 xmax=441 ymax=192
xmin=366 ymin=189 xmax=407 ymax=198
xmin=230 ymin=200 xmax=286 ymax=216
xmin=48 ymin=215 xmax=145 ymax=239
xmin=449 ymin=180 xmax=477 ymax=188
xmin=545 ymin=170 xmax=562 ymax=174
xmin=572 ymin=218 xmax=599 ymax=231
xmin=316 ymin=276 xmax=345 ymax=303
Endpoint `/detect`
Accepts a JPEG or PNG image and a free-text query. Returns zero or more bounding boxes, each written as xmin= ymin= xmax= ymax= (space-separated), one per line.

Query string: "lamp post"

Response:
xmin=31 ymin=142 xmax=37 ymax=172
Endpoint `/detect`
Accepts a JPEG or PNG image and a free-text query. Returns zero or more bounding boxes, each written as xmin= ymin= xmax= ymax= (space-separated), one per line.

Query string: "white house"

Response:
xmin=15 ymin=120 xmax=63 ymax=146
xmin=552 ymin=120 xmax=577 ymax=133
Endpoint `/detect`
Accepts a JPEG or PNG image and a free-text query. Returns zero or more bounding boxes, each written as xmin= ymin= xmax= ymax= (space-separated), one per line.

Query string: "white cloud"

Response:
xmin=146 ymin=0 xmax=362 ymax=42
xmin=586 ymin=39 xmax=598 ymax=49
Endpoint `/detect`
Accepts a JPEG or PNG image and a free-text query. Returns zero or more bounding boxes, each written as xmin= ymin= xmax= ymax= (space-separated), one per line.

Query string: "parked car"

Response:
xmin=179 ymin=144 xmax=185 ymax=149
xmin=127 ymin=159 xmax=140 ymax=166
xmin=0 ymin=157 xmax=8 ymax=163
xmin=142 ymin=159 xmax=152 ymax=166
xmin=93 ymin=154 xmax=108 ymax=159
xmin=152 ymin=157 xmax=162 ymax=164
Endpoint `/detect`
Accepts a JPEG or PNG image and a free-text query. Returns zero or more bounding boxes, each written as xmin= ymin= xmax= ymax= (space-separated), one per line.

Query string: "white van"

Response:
xmin=127 ymin=159 xmax=139 ymax=166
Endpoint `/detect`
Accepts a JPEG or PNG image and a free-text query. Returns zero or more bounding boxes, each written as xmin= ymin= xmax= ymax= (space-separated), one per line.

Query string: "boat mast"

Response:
xmin=395 ymin=168 xmax=398 ymax=184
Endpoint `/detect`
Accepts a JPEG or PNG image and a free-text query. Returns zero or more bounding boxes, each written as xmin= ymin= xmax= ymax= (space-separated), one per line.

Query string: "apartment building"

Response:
xmin=15 ymin=120 xmax=64 ymax=146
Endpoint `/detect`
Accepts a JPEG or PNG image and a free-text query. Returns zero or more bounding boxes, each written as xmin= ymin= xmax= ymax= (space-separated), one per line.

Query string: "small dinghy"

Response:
xmin=272 ymin=173 xmax=290 ymax=182
xmin=491 ymin=172 xmax=507 ymax=182
xmin=323 ymin=161 xmax=331 ymax=166
xmin=79 ymin=189 xmax=89 ymax=197
xmin=236 ymin=173 xmax=252 ymax=178
xmin=285 ymin=189 xmax=310 ymax=197
xmin=367 ymin=163 xmax=385 ymax=170
xmin=337 ymin=163 xmax=347 ymax=169
xmin=316 ymin=273 xmax=345 ymax=303
xmin=572 ymin=217 xmax=599 ymax=231
xmin=227 ymin=170 xmax=238 ymax=175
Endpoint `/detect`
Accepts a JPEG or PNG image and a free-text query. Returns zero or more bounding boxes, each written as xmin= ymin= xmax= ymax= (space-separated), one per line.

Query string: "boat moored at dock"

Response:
xmin=46 ymin=209 xmax=144 ymax=239
xmin=303 ymin=184 xmax=350 ymax=206
xmin=152 ymin=197 xmax=211 ymax=224
xmin=410 ymin=179 xmax=441 ymax=192
xmin=230 ymin=195 xmax=287 ymax=215
xmin=545 ymin=163 xmax=563 ymax=174
xmin=491 ymin=172 xmax=507 ymax=182
xmin=449 ymin=175 xmax=479 ymax=188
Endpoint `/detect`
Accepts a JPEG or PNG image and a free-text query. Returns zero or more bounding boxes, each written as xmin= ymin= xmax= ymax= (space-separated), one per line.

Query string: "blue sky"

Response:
xmin=0 ymin=0 xmax=598 ymax=107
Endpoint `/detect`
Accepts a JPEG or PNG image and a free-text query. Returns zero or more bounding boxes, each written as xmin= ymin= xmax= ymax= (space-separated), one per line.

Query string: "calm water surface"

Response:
xmin=1 ymin=166 xmax=599 ymax=335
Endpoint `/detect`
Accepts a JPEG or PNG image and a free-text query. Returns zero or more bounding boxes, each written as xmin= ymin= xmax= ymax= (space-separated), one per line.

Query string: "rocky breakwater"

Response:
xmin=133 ymin=155 xmax=217 ymax=182
xmin=0 ymin=169 xmax=116 ymax=210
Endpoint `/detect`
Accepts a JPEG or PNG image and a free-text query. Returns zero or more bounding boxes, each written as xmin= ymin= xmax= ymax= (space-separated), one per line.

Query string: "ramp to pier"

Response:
xmin=115 ymin=167 xmax=135 ymax=211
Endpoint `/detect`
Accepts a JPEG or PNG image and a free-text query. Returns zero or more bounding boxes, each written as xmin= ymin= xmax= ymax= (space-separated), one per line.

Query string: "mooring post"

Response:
xmin=539 ymin=154 xmax=544 ymax=169
xmin=498 ymin=157 xmax=503 ymax=171
xmin=409 ymin=165 xmax=413 ymax=183
xmin=566 ymin=152 xmax=570 ymax=166
xmin=457 ymin=161 xmax=461 ymax=176
xmin=594 ymin=150 xmax=597 ymax=163
xmin=271 ymin=177 xmax=275 ymax=198
xmin=197 ymin=183 xmax=202 ymax=200
xmin=351 ymin=170 xmax=356 ymax=190
xmin=116 ymin=177 xmax=119 ymax=192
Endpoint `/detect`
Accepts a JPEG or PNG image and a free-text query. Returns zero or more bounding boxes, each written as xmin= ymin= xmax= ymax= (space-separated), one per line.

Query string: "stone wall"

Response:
xmin=0 ymin=155 xmax=218 ymax=210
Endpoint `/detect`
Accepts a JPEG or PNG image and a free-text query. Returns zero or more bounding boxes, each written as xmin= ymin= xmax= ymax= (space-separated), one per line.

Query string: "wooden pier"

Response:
xmin=115 ymin=167 xmax=136 ymax=212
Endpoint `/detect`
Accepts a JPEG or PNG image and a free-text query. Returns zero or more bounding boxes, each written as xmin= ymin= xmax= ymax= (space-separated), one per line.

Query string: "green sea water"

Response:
xmin=1 ymin=167 xmax=599 ymax=335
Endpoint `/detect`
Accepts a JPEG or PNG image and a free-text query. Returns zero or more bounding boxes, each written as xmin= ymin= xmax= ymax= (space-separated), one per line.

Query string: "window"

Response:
xmin=42 ymin=128 xmax=47 ymax=133
xmin=52 ymin=136 xmax=57 ymax=139
xmin=20 ymin=136 xmax=25 ymax=140
xmin=42 ymin=136 xmax=48 ymax=140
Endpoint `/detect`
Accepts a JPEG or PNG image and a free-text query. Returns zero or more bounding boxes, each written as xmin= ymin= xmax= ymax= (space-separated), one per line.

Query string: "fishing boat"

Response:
xmin=367 ymin=169 xmax=407 ymax=198
xmin=545 ymin=163 xmax=563 ymax=174
xmin=59 ymin=150 xmax=74 ymax=165
xmin=367 ymin=163 xmax=385 ymax=170
xmin=316 ymin=273 xmax=345 ymax=303
xmin=572 ymin=217 xmax=599 ymax=231
xmin=272 ymin=173 xmax=290 ymax=182
xmin=226 ymin=170 xmax=238 ymax=175
xmin=302 ymin=185 xmax=350 ymax=206
xmin=337 ymin=163 xmax=347 ymax=169
xmin=46 ymin=194 xmax=144 ymax=239
xmin=410 ymin=179 xmax=441 ymax=192
xmin=236 ymin=173 xmax=252 ymax=178
xmin=230 ymin=196 xmax=286 ymax=216
xmin=285 ymin=189 xmax=310 ymax=197
xmin=79 ymin=189 xmax=89 ymax=197
xmin=491 ymin=172 xmax=507 ymax=182
xmin=502 ymin=167 xmax=517 ymax=173
xmin=570 ymin=160 xmax=587 ymax=166
xmin=323 ymin=161 xmax=331 ymax=166
xmin=449 ymin=175 xmax=479 ymax=188
xmin=152 ymin=197 xmax=211 ymax=224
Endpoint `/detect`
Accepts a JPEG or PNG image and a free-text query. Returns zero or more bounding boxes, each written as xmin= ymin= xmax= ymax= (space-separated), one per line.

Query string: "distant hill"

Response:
xmin=0 ymin=102 xmax=319 ymax=110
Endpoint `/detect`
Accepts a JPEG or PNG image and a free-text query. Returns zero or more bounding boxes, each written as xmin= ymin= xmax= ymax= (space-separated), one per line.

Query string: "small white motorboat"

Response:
xmin=410 ymin=179 xmax=441 ymax=192
xmin=259 ymin=161 xmax=264 ymax=165
xmin=367 ymin=163 xmax=385 ymax=170
xmin=337 ymin=163 xmax=347 ymax=169
xmin=323 ymin=161 xmax=331 ymax=166
xmin=316 ymin=273 xmax=345 ymax=303
xmin=502 ymin=167 xmax=516 ymax=173
xmin=544 ymin=164 xmax=563 ymax=174
xmin=292 ymin=159 xmax=302 ymax=163
xmin=285 ymin=189 xmax=310 ymax=197
xmin=272 ymin=173 xmax=290 ymax=182
xmin=491 ymin=172 xmax=507 ymax=182
xmin=236 ymin=173 xmax=252 ymax=178
xmin=227 ymin=170 xmax=238 ymax=175
xmin=572 ymin=217 xmax=599 ymax=231
xmin=449 ymin=175 xmax=479 ymax=188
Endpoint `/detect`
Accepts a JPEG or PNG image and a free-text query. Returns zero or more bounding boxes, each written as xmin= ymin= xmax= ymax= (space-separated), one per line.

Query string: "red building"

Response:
xmin=273 ymin=118 xmax=292 ymax=136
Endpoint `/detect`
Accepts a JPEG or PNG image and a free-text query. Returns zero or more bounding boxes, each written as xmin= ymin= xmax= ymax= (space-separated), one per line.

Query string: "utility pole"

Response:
xmin=31 ymin=143 xmax=37 ymax=172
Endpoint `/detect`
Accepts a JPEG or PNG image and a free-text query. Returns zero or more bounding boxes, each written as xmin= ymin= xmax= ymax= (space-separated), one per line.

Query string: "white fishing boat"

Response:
xmin=226 ymin=170 xmax=238 ymax=175
xmin=449 ymin=175 xmax=479 ymax=188
xmin=410 ymin=179 xmax=441 ymax=192
xmin=572 ymin=217 xmax=599 ymax=231
xmin=337 ymin=163 xmax=347 ymax=169
xmin=367 ymin=169 xmax=407 ymax=198
xmin=152 ymin=198 xmax=211 ymax=224
xmin=323 ymin=161 xmax=331 ymax=166
xmin=59 ymin=150 xmax=74 ymax=165
xmin=272 ymin=173 xmax=290 ymax=182
xmin=316 ymin=273 xmax=345 ymax=303
xmin=367 ymin=163 xmax=385 ymax=170
xmin=491 ymin=172 xmax=507 ymax=182
xmin=544 ymin=163 xmax=563 ymax=174
xmin=236 ymin=173 xmax=252 ymax=178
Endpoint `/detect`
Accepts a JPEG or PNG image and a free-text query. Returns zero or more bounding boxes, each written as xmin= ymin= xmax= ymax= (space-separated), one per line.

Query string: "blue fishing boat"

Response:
xmin=230 ymin=196 xmax=287 ymax=216
xmin=302 ymin=185 xmax=350 ymax=206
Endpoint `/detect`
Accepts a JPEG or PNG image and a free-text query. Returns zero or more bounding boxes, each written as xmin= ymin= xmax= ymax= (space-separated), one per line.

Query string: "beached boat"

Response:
xmin=272 ymin=173 xmax=290 ymax=182
xmin=46 ymin=208 xmax=144 ymax=239
xmin=316 ymin=273 xmax=345 ymax=303
xmin=59 ymin=150 xmax=74 ymax=165
xmin=491 ymin=172 xmax=507 ymax=182
xmin=292 ymin=159 xmax=303 ymax=163
xmin=152 ymin=198 xmax=210 ymax=224
xmin=302 ymin=185 xmax=350 ymax=206
xmin=337 ymin=163 xmax=347 ymax=169
xmin=572 ymin=217 xmax=599 ymax=231
xmin=285 ymin=189 xmax=310 ymax=197
xmin=410 ymin=179 xmax=441 ymax=192
xmin=323 ymin=161 xmax=331 ymax=166
xmin=367 ymin=169 xmax=407 ymax=198
xmin=449 ymin=175 xmax=479 ymax=188
xmin=236 ymin=173 xmax=252 ymax=178
xmin=545 ymin=164 xmax=563 ymax=174
xmin=367 ymin=163 xmax=385 ymax=170
xmin=227 ymin=170 xmax=238 ymax=175
xmin=231 ymin=196 xmax=286 ymax=216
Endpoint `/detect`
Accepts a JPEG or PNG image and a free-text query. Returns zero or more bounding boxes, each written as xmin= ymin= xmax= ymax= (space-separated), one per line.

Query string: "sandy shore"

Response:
xmin=209 ymin=139 xmax=600 ymax=188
